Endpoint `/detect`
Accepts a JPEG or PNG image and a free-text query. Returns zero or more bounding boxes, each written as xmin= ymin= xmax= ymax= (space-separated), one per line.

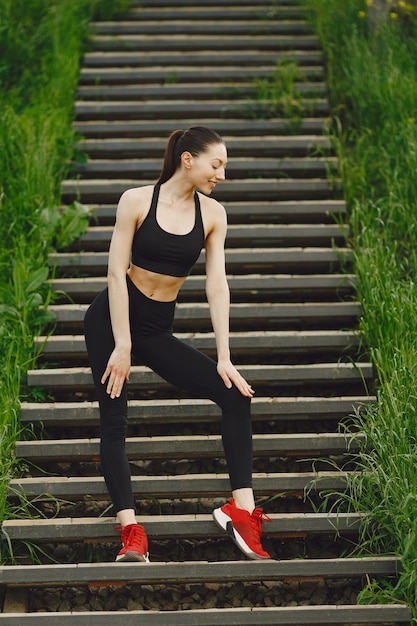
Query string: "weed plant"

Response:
xmin=253 ymin=60 xmax=305 ymax=123
xmin=308 ymin=0 xmax=417 ymax=616
xmin=0 ymin=0 xmax=131 ymax=563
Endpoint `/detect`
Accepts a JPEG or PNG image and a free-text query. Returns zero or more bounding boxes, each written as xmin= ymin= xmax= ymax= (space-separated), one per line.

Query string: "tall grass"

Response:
xmin=308 ymin=0 xmax=417 ymax=616
xmin=0 ymin=0 xmax=131 ymax=563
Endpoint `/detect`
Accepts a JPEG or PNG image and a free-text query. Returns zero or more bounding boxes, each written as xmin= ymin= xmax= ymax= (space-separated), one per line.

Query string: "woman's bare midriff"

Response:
xmin=127 ymin=264 xmax=187 ymax=302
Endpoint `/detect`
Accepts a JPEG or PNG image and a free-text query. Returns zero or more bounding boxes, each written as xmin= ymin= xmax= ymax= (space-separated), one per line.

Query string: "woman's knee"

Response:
xmin=217 ymin=384 xmax=251 ymax=415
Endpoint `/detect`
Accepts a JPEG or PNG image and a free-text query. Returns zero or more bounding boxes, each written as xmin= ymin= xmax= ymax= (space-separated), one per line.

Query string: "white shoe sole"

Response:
xmin=212 ymin=507 xmax=269 ymax=560
xmin=115 ymin=551 xmax=150 ymax=563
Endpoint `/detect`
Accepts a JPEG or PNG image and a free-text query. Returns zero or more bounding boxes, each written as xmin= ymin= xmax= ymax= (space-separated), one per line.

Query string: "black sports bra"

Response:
xmin=131 ymin=184 xmax=205 ymax=277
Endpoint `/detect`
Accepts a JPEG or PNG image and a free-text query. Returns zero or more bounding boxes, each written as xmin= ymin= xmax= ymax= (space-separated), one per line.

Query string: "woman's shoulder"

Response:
xmin=119 ymin=184 xmax=154 ymax=205
xmin=116 ymin=185 xmax=154 ymax=220
xmin=197 ymin=192 xmax=226 ymax=218
xmin=197 ymin=192 xmax=227 ymax=236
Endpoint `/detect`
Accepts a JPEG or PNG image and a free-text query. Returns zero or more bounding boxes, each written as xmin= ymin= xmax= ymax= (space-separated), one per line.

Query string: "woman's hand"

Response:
xmin=101 ymin=346 xmax=131 ymax=399
xmin=217 ymin=358 xmax=254 ymax=398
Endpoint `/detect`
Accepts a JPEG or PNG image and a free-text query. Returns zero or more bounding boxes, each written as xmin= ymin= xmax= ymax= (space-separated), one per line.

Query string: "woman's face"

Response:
xmin=185 ymin=142 xmax=227 ymax=195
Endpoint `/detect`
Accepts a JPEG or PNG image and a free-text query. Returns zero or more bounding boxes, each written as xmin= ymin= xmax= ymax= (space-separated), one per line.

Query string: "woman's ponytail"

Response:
xmin=157 ymin=129 xmax=184 ymax=185
xmin=157 ymin=126 xmax=224 ymax=185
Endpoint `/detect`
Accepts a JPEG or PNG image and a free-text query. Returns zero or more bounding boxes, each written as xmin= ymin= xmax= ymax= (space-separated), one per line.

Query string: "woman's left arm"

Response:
xmin=205 ymin=204 xmax=254 ymax=398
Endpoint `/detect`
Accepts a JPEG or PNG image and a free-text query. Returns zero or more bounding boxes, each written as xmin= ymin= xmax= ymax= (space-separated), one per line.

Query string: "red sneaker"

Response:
xmin=115 ymin=523 xmax=150 ymax=563
xmin=213 ymin=498 xmax=271 ymax=560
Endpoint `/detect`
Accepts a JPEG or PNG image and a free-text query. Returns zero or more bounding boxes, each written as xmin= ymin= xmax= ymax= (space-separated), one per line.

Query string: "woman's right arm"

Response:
xmin=101 ymin=189 xmax=139 ymax=399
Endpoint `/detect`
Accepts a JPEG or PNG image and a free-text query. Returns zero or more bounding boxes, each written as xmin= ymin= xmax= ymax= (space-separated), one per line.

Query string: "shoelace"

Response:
xmin=115 ymin=524 xmax=145 ymax=550
xmin=250 ymin=508 xmax=271 ymax=542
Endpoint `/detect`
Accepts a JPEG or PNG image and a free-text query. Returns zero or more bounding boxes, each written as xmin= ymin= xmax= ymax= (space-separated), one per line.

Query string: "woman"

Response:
xmin=84 ymin=126 xmax=270 ymax=563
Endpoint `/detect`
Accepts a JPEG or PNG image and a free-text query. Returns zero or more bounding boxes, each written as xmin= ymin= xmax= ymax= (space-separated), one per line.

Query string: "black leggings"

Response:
xmin=84 ymin=276 xmax=253 ymax=514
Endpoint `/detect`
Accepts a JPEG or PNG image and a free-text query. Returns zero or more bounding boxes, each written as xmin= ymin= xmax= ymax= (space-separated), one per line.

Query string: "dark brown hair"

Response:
xmin=157 ymin=126 xmax=224 ymax=185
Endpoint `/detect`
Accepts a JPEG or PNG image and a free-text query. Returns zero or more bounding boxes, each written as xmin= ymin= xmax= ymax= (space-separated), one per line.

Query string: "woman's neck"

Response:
xmin=160 ymin=172 xmax=196 ymax=206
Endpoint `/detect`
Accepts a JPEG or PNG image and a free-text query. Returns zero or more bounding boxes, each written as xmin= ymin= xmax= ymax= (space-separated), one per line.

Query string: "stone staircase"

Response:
xmin=0 ymin=0 xmax=411 ymax=623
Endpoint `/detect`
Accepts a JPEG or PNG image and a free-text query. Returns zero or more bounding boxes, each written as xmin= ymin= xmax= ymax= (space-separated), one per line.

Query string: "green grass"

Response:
xmin=308 ymin=0 xmax=417 ymax=617
xmin=0 ymin=0 xmax=131 ymax=563
xmin=253 ymin=60 xmax=305 ymax=118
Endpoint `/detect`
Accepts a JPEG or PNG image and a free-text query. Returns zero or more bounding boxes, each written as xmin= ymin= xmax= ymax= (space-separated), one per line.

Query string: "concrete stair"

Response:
xmin=1 ymin=0 xmax=411 ymax=623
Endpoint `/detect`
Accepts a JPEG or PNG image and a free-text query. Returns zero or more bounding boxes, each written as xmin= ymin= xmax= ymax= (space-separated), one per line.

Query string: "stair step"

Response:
xmin=15 ymin=433 xmax=362 ymax=463
xmin=74 ymin=157 xmax=336 ymax=180
xmin=132 ymin=0 xmax=303 ymax=7
xmin=26 ymin=362 xmax=372 ymax=392
xmin=49 ymin=275 xmax=356 ymax=303
xmin=90 ymin=35 xmax=320 ymax=53
xmin=19 ymin=396 xmax=373 ymax=427
xmin=74 ymin=99 xmax=329 ymax=120
xmin=0 ymin=607 xmax=412 ymax=626
xmin=0 ymin=557 xmax=403 ymax=586
xmin=1 ymin=511 xmax=363 ymax=543
xmin=9 ymin=471 xmax=353 ymax=499
xmin=125 ymin=7 xmax=308 ymax=21
xmin=79 ymin=66 xmax=324 ymax=85
xmin=49 ymin=248 xmax=350 ymax=275
xmin=35 ymin=330 xmax=360 ymax=361
xmin=0 ymin=605 xmax=410 ymax=625
xmin=77 ymin=83 xmax=324 ymax=102
xmin=73 ymin=118 xmax=328 ymax=138
xmin=83 ymin=50 xmax=324 ymax=68
xmin=83 ymin=199 xmax=347 ymax=225
xmin=62 ymin=179 xmax=338 ymax=204
xmin=92 ymin=21 xmax=311 ymax=36
xmin=75 ymin=136 xmax=332 ymax=158
xmin=45 ymin=303 xmax=361 ymax=333
xmin=133 ymin=0 xmax=301 ymax=4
